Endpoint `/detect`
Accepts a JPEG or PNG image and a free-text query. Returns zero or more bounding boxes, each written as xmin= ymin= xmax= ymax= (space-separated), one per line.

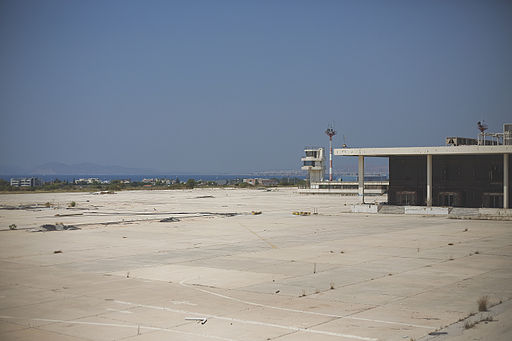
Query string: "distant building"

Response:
xmin=143 ymin=178 xmax=171 ymax=185
xmin=10 ymin=177 xmax=42 ymax=187
xmin=243 ymin=178 xmax=256 ymax=186
xmin=243 ymin=178 xmax=279 ymax=186
xmin=74 ymin=178 xmax=100 ymax=185
xmin=260 ymin=178 xmax=279 ymax=186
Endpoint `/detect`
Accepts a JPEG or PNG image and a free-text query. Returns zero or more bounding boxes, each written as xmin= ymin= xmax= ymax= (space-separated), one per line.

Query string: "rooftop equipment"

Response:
xmin=504 ymin=124 xmax=512 ymax=145
xmin=477 ymin=121 xmax=503 ymax=145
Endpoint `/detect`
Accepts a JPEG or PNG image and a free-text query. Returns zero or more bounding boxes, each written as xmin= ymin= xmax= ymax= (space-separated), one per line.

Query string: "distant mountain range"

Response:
xmin=0 ymin=162 xmax=387 ymax=176
xmin=0 ymin=162 xmax=159 ymax=175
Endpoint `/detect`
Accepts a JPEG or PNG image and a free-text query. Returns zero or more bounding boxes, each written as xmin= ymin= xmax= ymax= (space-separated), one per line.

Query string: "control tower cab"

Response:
xmin=301 ymin=147 xmax=325 ymax=183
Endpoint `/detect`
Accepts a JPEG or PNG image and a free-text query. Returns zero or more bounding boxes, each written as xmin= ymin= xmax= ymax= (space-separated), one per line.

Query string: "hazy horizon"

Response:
xmin=1 ymin=1 xmax=511 ymax=173
xmin=0 ymin=159 xmax=389 ymax=176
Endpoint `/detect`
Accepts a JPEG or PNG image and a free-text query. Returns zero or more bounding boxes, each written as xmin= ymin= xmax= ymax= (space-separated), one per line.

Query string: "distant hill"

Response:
xmin=26 ymin=162 xmax=158 ymax=175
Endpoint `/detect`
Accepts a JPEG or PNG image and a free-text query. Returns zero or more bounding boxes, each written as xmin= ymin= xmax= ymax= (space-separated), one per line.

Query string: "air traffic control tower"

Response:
xmin=301 ymin=147 xmax=325 ymax=183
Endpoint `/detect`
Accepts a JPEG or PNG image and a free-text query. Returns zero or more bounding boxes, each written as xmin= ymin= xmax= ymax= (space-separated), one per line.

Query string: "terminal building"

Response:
xmin=334 ymin=123 xmax=512 ymax=209
xmin=300 ymin=147 xmax=388 ymax=195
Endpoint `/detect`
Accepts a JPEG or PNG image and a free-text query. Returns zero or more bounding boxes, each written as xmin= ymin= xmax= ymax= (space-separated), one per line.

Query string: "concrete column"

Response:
xmin=358 ymin=155 xmax=364 ymax=203
xmin=505 ymin=154 xmax=509 ymax=209
xmin=426 ymin=154 xmax=432 ymax=207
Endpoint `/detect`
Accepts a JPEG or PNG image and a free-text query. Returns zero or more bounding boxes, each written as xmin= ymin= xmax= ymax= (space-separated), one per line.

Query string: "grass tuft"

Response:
xmin=477 ymin=296 xmax=489 ymax=312
xmin=464 ymin=320 xmax=476 ymax=329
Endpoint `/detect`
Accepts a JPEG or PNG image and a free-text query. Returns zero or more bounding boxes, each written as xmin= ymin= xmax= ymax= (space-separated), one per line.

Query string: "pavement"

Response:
xmin=0 ymin=188 xmax=511 ymax=340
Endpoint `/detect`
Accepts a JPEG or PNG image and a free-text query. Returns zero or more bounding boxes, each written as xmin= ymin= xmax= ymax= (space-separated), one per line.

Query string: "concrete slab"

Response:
xmin=0 ymin=325 xmax=90 ymax=341
xmin=405 ymin=206 xmax=451 ymax=215
xmin=0 ymin=320 xmax=29 ymax=334
xmin=0 ymin=188 xmax=511 ymax=340
xmin=351 ymin=204 xmax=379 ymax=213
xmin=111 ymin=263 xmax=285 ymax=289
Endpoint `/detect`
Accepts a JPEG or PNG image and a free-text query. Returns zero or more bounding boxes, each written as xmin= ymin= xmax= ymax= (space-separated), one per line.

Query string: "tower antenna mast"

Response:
xmin=325 ymin=124 xmax=337 ymax=182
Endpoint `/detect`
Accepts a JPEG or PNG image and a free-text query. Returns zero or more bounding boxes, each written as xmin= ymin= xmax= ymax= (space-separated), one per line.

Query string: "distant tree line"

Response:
xmin=0 ymin=177 xmax=306 ymax=193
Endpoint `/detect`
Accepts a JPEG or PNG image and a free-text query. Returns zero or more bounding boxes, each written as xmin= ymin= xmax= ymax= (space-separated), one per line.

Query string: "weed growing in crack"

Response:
xmin=478 ymin=296 xmax=489 ymax=312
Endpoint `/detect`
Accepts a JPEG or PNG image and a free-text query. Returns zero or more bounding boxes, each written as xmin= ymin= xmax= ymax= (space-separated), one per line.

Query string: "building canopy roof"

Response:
xmin=334 ymin=145 xmax=512 ymax=157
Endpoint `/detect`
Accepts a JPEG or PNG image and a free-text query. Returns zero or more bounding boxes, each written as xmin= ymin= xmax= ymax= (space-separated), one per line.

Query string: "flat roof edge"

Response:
xmin=334 ymin=145 xmax=512 ymax=156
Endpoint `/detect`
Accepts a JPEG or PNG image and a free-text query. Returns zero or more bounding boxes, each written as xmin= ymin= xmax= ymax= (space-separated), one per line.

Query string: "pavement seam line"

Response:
xmin=0 ymin=315 xmax=240 ymax=341
xmin=179 ymin=279 xmax=432 ymax=329
xmin=112 ymin=300 xmax=378 ymax=340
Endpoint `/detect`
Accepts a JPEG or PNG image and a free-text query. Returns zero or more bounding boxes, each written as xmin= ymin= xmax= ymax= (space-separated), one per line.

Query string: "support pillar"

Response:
xmin=505 ymin=154 xmax=509 ymax=209
xmin=358 ymin=155 xmax=364 ymax=203
xmin=426 ymin=154 xmax=432 ymax=207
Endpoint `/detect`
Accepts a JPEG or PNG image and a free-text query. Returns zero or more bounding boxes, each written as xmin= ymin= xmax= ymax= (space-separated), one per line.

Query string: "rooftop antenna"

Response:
xmin=477 ymin=121 xmax=488 ymax=145
xmin=477 ymin=121 xmax=488 ymax=133
xmin=325 ymin=123 xmax=336 ymax=182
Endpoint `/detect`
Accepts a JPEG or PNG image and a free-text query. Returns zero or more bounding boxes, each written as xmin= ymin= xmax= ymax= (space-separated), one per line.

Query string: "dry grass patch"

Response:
xmin=477 ymin=296 xmax=489 ymax=312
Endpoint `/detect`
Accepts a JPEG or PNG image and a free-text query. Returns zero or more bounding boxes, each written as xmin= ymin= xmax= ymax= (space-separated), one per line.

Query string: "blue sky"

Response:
xmin=1 ymin=0 xmax=511 ymax=173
